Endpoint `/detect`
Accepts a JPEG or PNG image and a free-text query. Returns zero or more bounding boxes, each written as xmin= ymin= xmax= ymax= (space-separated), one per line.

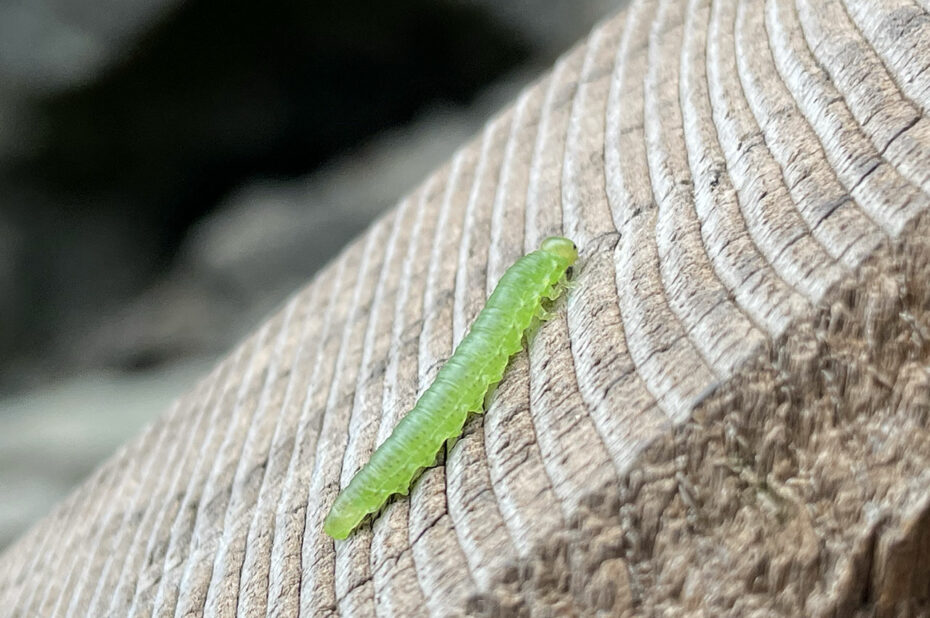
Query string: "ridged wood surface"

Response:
xmin=4 ymin=0 xmax=930 ymax=614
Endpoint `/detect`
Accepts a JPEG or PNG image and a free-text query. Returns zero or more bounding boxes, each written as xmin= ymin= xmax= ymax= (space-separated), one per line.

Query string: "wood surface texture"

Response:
xmin=4 ymin=0 xmax=930 ymax=614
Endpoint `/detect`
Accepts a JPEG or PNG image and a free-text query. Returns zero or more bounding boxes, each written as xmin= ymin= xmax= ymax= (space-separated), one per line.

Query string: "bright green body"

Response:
xmin=324 ymin=237 xmax=577 ymax=539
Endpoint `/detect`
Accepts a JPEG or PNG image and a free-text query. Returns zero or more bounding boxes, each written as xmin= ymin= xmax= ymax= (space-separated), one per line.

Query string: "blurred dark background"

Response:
xmin=0 ymin=0 xmax=618 ymax=548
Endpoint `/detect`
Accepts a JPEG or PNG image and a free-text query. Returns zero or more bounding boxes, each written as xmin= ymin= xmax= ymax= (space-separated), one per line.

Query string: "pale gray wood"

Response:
xmin=3 ymin=0 xmax=930 ymax=615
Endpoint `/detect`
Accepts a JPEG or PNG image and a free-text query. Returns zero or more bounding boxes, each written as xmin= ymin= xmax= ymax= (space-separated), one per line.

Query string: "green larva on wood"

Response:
xmin=324 ymin=236 xmax=578 ymax=539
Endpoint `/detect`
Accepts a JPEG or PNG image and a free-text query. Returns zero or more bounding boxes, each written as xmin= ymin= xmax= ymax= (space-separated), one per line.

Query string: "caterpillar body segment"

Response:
xmin=324 ymin=236 xmax=578 ymax=539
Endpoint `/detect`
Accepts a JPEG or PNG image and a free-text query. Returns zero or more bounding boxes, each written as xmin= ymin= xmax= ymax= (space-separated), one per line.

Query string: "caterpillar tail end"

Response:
xmin=323 ymin=502 xmax=361 ymax=540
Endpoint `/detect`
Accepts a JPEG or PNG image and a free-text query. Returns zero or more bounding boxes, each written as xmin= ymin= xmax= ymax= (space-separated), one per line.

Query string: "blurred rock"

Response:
xmin=182 ymin=101 xmax=503 ymax=309
xmin=81 ymin=88 xmax=524 ymax=368
xmin=0 ymin=356 xmax=212 ymax=549
xmin=469 ymin=0 xmax=622 ymax=58
xmin=0 ymin=0 xmax=180 ymax=94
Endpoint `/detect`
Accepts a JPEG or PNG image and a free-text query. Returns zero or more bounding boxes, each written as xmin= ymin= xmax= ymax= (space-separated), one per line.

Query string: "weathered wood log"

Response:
xmin=3 ymin=0 xmax=930 ymax=614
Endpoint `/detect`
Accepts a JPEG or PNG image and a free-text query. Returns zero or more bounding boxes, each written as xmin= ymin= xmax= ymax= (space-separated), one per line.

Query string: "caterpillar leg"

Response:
xmin=539 ymin=308 xmax=557 ymax=322
xmin=544 ymin=279 xmax=575 ymax=303
xmin=558 ymin=273 xmax=579 ymax=291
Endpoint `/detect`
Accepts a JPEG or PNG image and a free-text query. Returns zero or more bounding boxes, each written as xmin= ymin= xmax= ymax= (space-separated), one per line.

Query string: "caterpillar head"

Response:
xmin=540 ymin=236 xmax=578 ymax=267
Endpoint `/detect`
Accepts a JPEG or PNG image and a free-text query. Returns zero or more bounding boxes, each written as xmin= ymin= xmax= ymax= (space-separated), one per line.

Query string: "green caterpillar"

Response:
xmin=324 ymin=236 xmax=578 ymax=539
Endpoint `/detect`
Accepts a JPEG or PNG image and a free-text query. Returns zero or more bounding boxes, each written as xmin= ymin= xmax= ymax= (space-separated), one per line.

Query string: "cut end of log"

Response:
xmin=3 ymin=0 xmax=930 ymax=615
